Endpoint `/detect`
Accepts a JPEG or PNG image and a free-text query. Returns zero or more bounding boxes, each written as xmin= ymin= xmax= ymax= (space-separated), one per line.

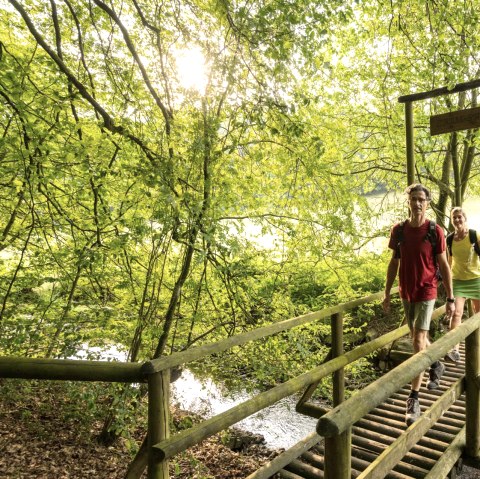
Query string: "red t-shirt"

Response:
xmin=388 ymin=220 xmax=445 ymax=302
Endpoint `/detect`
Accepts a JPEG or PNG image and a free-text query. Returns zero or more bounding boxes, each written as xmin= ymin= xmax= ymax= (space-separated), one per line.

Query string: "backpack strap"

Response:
xmin=449 ymin=229 xmax=480 ymax=257
xmin=394 ymin=221 xmax=405 ymax=259
xmin=426 ymin=220 xmax=437 ymax=249
xmin=426 ymin=220 xmax=439 ymax=268
xmin=446 ymin=232 xmax=454 ymax=257
xmin=469 ymin=229 xmax=480 ymax=257
xmin=395 ymin=220 xmax=439 ymax=265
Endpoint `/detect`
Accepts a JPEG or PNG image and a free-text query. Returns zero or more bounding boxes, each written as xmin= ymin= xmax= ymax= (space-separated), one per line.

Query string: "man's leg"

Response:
xmin=411 ymin=328 xmax=429 ymax=390
xmin=404 ymin=299 xmax=438 ymax=426
xmin=411 ymin=301 xmax=444 ymax=391
xmin=406 ymin=327 xmax=429 ymax=426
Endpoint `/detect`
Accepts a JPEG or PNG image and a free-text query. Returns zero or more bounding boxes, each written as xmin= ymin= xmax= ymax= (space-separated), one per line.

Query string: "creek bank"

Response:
xmin=0 ymin=378 xmax=279 ymax=478
xmin=174 ymin=406 xmax=280 ymax=459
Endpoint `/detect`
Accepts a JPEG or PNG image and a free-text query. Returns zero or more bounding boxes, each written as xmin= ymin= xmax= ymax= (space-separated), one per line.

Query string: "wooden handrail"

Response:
xmin=143 ymin=289 xmax=394 ymax=374
xmin=0 ymin=356 xmax=145 ymax=382
xmin=317 ymin=313 xmax=480 ymax=438
xmin=0 ymin=289 xmax=397 ymax=381
xmin=152 ymin=323 xmax=409 ymax=460
xmin=0 ymin=287 xmax=405 ymax=479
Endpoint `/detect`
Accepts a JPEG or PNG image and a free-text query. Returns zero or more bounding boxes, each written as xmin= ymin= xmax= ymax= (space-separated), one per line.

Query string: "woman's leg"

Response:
xmin=447 ymin=297 xmax=466 ymax=361
xmin=471 ymin=298 xmax=480 ymax=313
xmin=451 ymin=296 xmax=466 ymax=331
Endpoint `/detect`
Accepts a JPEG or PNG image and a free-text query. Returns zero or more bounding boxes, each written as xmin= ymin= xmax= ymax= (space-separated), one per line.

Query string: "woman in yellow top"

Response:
xmin=447 ymin=206 xmax=480 ymax=362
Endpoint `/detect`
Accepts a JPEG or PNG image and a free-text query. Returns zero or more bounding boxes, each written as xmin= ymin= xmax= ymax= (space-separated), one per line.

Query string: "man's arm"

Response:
xmin=383 ymin=251 xmax=399 ymax=313
xmin=437 ymin=251 xmax=455 ymax=318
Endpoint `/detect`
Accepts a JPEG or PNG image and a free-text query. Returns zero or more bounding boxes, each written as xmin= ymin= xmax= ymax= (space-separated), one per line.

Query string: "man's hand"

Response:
xmin=383 ymin=292 xmax=391 ymax=313
xmin=445 ymin=300 xmax=455 ymax=320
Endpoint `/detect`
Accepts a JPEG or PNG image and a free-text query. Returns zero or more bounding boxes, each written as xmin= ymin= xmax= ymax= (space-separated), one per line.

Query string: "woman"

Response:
xmin=446 ymin=206 xmax=480 ymax=362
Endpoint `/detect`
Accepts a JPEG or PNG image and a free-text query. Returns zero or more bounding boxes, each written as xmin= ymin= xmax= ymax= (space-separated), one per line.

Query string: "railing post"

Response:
xmin=405 ymin=101 xmax=415 ymax=185
xmin=324 ymin=312 xmax=351 ymax=479
xmin=332 ymin=312 xmax=344 ymax=405
xmin=148 ymin=369 xmax=171 ymax=479
xmin=465 ymin=319 xmax=480 ymax=459
xmin=324 ymin=430 xmax=351 ymax=479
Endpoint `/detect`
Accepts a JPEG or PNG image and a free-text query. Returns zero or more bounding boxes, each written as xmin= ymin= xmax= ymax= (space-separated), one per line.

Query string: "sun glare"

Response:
xmin=176 ymin=47 xmax=208 ymax=93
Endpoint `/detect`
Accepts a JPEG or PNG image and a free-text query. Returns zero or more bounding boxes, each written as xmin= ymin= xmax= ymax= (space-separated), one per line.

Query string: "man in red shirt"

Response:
xmin=383 ymin=183 xmax=455 ymax=426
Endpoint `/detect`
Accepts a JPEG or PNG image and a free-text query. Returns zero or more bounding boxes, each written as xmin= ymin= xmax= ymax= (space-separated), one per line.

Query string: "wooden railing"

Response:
xmin=316 ymin=312 xmax=480 ymax=479
xmin=5 ymin=287 xmax=476 ymax=479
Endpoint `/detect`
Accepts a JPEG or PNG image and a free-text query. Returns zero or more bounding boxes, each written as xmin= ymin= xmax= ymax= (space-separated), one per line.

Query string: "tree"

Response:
xmin=304 ymin=0 xmax=480 ymax=227
xmin=4 ymin=0 xmax=480 ymax=475
xmin=2 ymin=0 xmax=357 ymax=461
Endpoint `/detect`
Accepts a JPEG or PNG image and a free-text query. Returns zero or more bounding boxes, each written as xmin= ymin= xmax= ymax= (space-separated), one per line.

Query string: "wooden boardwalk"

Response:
xmin=277 ymin=347 xmax=466 ymax=479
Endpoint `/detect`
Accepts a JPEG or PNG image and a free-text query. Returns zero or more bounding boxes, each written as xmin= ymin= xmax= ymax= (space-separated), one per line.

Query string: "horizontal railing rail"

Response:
xmin=317 ymin=314 xmax=480 ymax=438
xmin=0 ymin=289 xmax=396 ymax=382
xmin=143 ymin=289 xmax=393 ymax=374
xmin=0 ymin=356 xmax=146 ymax=382
xmin=152 ymin=322 xmax=410 ymax=460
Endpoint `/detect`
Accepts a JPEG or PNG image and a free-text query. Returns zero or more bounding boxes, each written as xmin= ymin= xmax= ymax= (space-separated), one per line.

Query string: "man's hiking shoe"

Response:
xmin=406 ymin=398 xmax=420 ymax=426
xmin=445 ymin=349 xmax=461 ymax=363
xmin=427 ymin=361 xmax=445 ymax=390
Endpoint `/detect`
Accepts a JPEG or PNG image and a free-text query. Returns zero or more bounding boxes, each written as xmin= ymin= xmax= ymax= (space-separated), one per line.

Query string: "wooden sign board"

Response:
xmin=430 ymin=106 xmax=480 ymax=135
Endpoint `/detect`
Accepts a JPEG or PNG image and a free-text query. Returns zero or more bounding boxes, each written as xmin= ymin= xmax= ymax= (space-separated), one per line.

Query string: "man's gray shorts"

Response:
xmin=402 ymin=299 xmax=436 ymax=331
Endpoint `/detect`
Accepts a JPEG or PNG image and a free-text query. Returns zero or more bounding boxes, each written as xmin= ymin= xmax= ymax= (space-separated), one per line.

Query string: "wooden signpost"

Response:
xmin=430 ymin=106 xmax=480 ymax=136
xmin=398 ymin=78 xmax=480 ymax=183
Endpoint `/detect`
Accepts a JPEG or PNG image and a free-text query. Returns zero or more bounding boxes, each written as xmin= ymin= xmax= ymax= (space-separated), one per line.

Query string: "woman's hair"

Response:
xmin=451 ymin=206 xmax=467 ymax=221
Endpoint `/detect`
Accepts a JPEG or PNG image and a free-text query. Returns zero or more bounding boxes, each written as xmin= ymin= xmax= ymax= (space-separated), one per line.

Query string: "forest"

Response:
xmin=1 ymin=0 xmax=480 ymax=477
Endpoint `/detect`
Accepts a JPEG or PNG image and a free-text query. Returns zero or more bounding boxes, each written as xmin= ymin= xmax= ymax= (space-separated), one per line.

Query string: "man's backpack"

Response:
xmin=394 ymin=220 xmax=438 ymax=258
xmin=446 ymin=229 xmax=480 ymax=258
xmin=394 ymin=220 xmax=441 ymax=278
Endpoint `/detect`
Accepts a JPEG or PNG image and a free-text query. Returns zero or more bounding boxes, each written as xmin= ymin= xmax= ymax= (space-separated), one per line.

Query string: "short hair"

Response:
xmin=404 ymin=183 xmax=431 ymax=201
xmin=451 ymin=206 xmax=467 ymax=221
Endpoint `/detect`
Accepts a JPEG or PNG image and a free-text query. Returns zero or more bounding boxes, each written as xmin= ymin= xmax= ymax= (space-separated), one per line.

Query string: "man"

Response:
xmin=383 ymin=183 xmax=455 ymax=426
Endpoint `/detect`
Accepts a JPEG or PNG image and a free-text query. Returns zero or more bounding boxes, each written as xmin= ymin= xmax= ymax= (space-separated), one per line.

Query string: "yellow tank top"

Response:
xmin=451 ymin=232 xmax=480 ymax=280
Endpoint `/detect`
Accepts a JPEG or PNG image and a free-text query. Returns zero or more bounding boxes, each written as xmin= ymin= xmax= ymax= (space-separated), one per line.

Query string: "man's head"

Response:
xmin=404 ymin=183 xmax=431 ymax=201
xmin=405 ymin=183 xmax=430 ymax=216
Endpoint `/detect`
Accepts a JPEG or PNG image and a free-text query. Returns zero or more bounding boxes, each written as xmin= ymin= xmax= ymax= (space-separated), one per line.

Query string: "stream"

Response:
xmin=72 ymin=345 xmax=317 ymax=450
xmin=171 ymin=369 xmax=318 ymax=450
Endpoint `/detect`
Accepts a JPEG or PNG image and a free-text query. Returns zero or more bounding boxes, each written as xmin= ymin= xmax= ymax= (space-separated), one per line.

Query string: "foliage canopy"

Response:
xmin=0 ymin=0 xmax=479 ymax=389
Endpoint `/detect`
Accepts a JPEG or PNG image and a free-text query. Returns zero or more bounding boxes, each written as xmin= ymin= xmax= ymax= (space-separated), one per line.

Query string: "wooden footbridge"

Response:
xmin=1 ymin=288 xmax=480 ymax=479
xmin=266 ymin=345 xmax=467 ymax=479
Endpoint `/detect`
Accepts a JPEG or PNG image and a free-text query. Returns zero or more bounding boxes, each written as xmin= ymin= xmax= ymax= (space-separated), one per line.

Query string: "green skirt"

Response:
xmin=453 ymin=277 xmax=480 ymax=300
